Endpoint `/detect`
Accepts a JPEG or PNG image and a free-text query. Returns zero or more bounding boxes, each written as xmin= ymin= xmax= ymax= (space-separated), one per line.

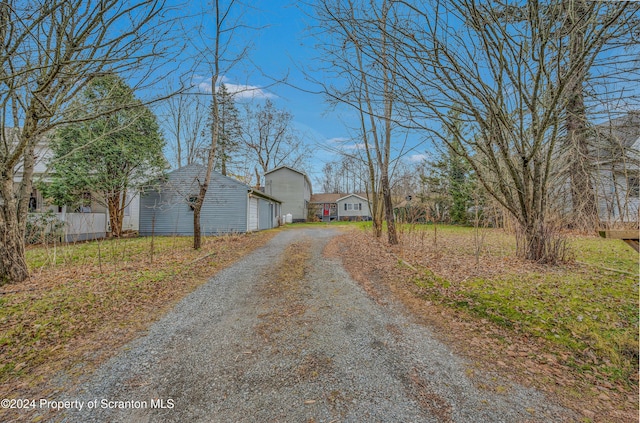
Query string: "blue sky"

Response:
xmin=145 ymin=0 xmax=640 ymax=192
xmin=153 ymin=0 xmax=427 ymax=186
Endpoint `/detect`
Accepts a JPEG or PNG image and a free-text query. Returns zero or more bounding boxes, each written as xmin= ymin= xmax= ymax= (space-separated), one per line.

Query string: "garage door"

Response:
xmin=249 ymin=198 xmax=258 ymax=231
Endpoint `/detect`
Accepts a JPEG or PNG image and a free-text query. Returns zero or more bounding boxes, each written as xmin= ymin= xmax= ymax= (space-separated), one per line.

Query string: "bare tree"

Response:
xmin=560 ymin=1 xmax=640 ymax=231
xmin=312 ymin=0 xmax=403 ymax=244
xmin=160 ymin=92 xmax=209 ymax=168
xmin=189 ymin=0 xmax=254 ymax=250
xmin=319 ymin=154 xmax=368 ymax=194
xmin=563 ymin=0 xmax=598 ymax=231
xmin=0 ymin=0 xmax=175 ymax=284
xmin=481 ymin=1 xmax=639 ymax=232
xmin=386 ymin=0 xmax=637 ymax=261
xmin=240 ymin=99 xmax=310 ymax=186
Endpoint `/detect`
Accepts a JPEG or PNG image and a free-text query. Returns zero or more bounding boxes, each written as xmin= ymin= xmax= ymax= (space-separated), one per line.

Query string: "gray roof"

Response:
xmin=595 ymin=111 xmax=640 ymax=147
xmin=163 ymin=164 xmax=281 ymax=203
xmin=590 ymin=111 xmax=640 ymax=166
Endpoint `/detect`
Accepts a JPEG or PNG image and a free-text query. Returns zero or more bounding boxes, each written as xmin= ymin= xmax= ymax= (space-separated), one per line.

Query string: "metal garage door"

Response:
xmin=249 ymin=197 xmax=258 ymax=231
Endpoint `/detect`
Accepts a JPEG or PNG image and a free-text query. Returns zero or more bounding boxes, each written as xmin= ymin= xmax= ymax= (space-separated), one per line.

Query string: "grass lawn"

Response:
xmin=331 ymin=223 xmax=638 ymax=420
xmin=394 ymin=224 xmax=638 ymax=386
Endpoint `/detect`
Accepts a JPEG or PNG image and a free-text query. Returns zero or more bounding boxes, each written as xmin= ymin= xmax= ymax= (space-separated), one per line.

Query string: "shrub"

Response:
xmin=25 ymin=211 xmax=65 ymax=245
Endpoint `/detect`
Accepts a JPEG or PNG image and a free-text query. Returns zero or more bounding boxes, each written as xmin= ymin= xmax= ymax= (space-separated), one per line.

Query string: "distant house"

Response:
xmin=591 ymin=111 xmax=640 ymax=224
xmin=310 ymin=193 xmax=341 ymax=221
xmin=139 ymin=164 xmax=281 ymax=236
xmin=394 ymin=196 xmax=428 ymax=224
xmin=263 ymin=166 xmax=312 ymax=222
xmin=310 ymin=193 xmax=372 ymax=221
xmin=11 ymin=133 xmax=122 ymax=242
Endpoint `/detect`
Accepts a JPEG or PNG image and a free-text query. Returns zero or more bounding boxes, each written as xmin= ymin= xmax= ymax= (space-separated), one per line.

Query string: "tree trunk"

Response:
xmin=565 ymin=0 xmax=599 ymax=232
xmin=372 ymin=194 xmax=383 ymax=238
xmin=368 ymin=188 xmax=383 ymax=239
xmin=255 ymin=166 xmax=261 ymax=189
xmin=193 ymin=191 xmax=203 ymax=249
xmin=381 ymin=172 xmax=397 ymax=245
xmin=0 ymin=121 xmax=38 ymax=284
xmin=516 ymin=212 xmax=566 ymax=264
xmin=365 ymin=157 xmax=382 ymax=238
xmin=107 ymin=193 xmax=123 ymax=237
xmin=566 ymin=108 xmax=599 ymax=230
xmin=0 ymin=180 xmax=29 ymax=285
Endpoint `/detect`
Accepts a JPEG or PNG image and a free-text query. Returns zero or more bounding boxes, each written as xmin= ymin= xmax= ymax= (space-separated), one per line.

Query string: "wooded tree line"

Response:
xmin=312 ymin=0 xmax=639 ymax=261
xmin=160 ymin=87 xmax=309 ymax=187
xmin=1 ymin=0 xmax=638 ymax=284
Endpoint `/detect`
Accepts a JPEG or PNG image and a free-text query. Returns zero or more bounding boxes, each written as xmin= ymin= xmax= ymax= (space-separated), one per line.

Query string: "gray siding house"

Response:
xmin=310 ymin=193 xmax=372 ymax=221
xmin=139 ymin=164 xmax=281 ymax=236
xmin=591 ymin=111 xmax=639 ymax=224
xmin=264 ymin=166 xmax=312 ymax=222
xmin=337 ymin=194 xmax=372 ymax=221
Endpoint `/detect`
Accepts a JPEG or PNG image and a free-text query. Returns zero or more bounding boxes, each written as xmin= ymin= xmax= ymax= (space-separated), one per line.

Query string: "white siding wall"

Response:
xmin=122 ymin=192 xmax=140 ymax=231
xmin=337 ymin=195 xmax=371 ymax=220
xmin=264 ymin=167 xmax=311 ymax=222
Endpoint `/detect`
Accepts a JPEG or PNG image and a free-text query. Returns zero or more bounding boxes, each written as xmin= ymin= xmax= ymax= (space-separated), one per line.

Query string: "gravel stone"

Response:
xmin=59 ymin=227 xmax=576 ymax=422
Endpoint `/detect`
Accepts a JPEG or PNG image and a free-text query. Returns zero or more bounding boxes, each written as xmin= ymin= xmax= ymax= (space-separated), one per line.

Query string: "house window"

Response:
xmin=28 ymin=192 xmax=37 ymax=212
xmin=629 ymin=176 xmax=639 ymax=198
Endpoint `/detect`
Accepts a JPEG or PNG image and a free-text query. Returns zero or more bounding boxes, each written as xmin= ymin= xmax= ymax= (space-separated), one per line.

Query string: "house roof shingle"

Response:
xmin=310 ymin=192 xmax=372 ymax=204
xmin=310 ymin=193 xmax=343 ymax=203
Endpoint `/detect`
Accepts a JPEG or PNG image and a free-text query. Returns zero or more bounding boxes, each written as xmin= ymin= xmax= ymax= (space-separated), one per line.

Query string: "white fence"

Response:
xmin=62 ymin=212 xmax=107 ymax=242
xmin=28 ymin=212 xmax=107 ymax=243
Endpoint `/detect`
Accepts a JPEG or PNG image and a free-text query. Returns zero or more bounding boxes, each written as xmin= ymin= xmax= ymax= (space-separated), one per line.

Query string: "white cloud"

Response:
xmin=198 ymin=81 xmax=212 ymax=93
xmin=325 ymin=137 xmax=350 ymax=144
xmin=408 ymin=153 xmax=429 ymax=163
xmin=194 ymin=76 xmax=275 ymax=100
xmin=345 ymin=143 xmax=367 ymax=150
xmin=223 ymin=83 xmax=275 ymax=100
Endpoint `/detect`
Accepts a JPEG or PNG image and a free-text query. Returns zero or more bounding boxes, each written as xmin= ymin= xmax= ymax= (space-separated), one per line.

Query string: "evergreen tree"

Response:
xmin=208 ymin=83 xmax=242 ymax=176
xmin=444 ymin=109 xmax=475 ymax=225
xmin=44 ymin=75 xmax=166 ymax=237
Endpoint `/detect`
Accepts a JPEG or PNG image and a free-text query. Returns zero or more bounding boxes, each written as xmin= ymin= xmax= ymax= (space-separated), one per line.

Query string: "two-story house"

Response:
xmin=264 ymin=166 xmax=312 ymax=223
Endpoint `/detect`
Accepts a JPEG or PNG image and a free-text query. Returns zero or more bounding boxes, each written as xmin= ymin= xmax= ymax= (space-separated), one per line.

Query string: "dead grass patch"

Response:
xmin=255 ymin=239 xmax=312 ymax=342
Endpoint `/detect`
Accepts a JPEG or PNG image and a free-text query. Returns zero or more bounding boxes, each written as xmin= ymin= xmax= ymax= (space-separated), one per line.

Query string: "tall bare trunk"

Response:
xmin=193 ymin=187 xmax=204 ymax=249
xmin=0 ymin=113 xmax=40 ymax=283
xmin=0 ymin=128 xmax=37 ymax=284
xmin=107 ymin=193 xmax=124 ymax=237
xmin=0 ymin=179 xmax=29 ymax=285
xmin=381 ymin=172 xmax=397 ymax=244
xmin=565 ymin=0 xmax=598 ymax=231
xmin=380 ymin=0 xmax=398 ymax=245
xmin=193 ymin=0 xmax=226 ymax=250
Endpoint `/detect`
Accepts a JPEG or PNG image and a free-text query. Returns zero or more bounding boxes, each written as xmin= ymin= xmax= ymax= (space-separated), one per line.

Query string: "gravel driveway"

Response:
xmin=59 ymin=227 xmax=575 ymax=422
